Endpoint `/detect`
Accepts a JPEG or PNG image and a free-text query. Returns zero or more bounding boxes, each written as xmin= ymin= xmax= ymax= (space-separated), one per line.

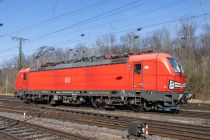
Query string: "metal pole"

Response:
xmin=12 ymin=37 xmax=29 ymax=70
xmin=19 ymin=39 xmax=23 ymax=70
xmin=5 ymin=75 xmax=8 ymax=94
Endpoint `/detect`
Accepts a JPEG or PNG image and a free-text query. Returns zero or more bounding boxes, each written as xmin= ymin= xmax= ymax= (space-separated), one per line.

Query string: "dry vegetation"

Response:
xmin=1 ymin=20 xmax=210 ymax=100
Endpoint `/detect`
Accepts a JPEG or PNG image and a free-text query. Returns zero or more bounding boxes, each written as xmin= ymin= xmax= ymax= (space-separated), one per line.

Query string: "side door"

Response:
xmin=22 ymin=73 xmax=27 ymax=90
xmin=133 ymin=63 xmax=143 ymax=90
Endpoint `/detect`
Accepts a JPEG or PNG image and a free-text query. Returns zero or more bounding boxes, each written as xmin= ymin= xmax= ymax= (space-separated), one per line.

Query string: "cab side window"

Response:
xmin=134 ymin=64 xmax=141 ymax=74
xmin=23 ymin=73 xmax=27 ymax=80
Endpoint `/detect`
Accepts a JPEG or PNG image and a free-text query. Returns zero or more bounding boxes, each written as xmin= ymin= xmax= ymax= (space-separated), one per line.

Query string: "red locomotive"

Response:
xmin=15 ymin=51 xmax=188 ymax=112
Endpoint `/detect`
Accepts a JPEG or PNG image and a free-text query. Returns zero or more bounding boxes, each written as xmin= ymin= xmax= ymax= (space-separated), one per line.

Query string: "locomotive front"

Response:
xmin=167 ymin=57 xmax=189 ymax=103
xmin=129 ymin=53 xmax=189 ymax=112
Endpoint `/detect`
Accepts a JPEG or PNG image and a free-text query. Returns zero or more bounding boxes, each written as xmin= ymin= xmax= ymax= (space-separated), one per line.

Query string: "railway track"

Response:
xmin=134 ymin=109 xmax=210 ymax=120
xmin=0 ymin=105 xmax=210 ymax=140
xmin=0 ymin=115 xmax=91 ymax=140
xmin=179 ymin=109 xmax=210 ymax=118
xmin=40 ymin=105 xmax=210 ymax=120
xmin=181 ymin=103 xmax=210 ymax=111
xmin=41 ymin=106 xmax=210 ymax=140
xmin=1 ymin=97 xmax=210 ymax=120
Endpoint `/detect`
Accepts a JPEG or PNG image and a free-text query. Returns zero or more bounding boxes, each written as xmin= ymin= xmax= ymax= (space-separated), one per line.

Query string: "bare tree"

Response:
xmin=120 ymin=32 xmax=140 ymax=53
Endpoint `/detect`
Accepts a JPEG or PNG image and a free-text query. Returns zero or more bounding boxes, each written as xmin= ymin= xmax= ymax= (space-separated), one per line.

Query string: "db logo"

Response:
xmin=65 ymin=77 xmax=71 ymax=83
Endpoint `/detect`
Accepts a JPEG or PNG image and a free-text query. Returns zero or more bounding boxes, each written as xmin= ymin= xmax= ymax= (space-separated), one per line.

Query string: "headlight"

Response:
xmin=169 ymin=80 xmax=175 ymax=90
xmin=169 ymin=80 xmax=183 ymax=89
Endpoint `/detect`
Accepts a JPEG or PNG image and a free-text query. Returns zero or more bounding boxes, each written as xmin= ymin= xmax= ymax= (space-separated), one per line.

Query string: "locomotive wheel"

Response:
xmin=23 ymin=99 xmax=31 ymax=104
xmin=104 ymin=105 xmax=115 ymax=111
xmin=172 ymin=109 xmax=179 ymax=114
xmin=143 ymin=102 xmax=151 ymax=112
xmin=49 ymin=96 xmax=57 ymax=106
xmin=92 ymin=102 xmax=99 ymax=108
xmin=50 ymin=100 xmax=57 ymax=106
xmin=132 ymin=105 xmax=144 ymax=112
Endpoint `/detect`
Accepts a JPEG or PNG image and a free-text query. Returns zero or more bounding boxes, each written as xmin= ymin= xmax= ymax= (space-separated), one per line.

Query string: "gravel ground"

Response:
xmin=188 ymin=99 xmax=210 ymax=104
xmin=0 ymin=112 xmax=176 ymax=140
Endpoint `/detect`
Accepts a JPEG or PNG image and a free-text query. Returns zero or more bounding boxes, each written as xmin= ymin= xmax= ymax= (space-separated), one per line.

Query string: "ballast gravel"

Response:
xmin=0 ymin=112 xmax=176 ymax=140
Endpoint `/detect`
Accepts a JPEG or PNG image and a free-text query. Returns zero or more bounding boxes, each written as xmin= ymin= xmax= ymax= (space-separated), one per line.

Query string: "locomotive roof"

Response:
xmin=129 ymin=53 xmax=171 ymax=62
xmin=29 ymin=52 xmax=171 ymax=72
xmin=19 ymin=68 xmax=30 ymax=73
xmin=30 ymin=57 xmax=128 ymax=72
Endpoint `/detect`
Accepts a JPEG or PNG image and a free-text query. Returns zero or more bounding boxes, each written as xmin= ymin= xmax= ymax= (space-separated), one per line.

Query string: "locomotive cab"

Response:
xmin=168 ymin=57 xmax=186 ymax=91
xmin=15 ymin=68 xmax=29 ymax=98
xmin=129 ymin=53 xmax=187 ymax=112
xmin=167 ymin=57 xmax=188 ymax=103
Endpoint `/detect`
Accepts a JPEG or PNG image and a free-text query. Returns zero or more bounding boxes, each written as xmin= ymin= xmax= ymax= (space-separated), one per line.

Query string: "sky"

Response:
xmin=0 ymin=0 xmax=210 ymax=63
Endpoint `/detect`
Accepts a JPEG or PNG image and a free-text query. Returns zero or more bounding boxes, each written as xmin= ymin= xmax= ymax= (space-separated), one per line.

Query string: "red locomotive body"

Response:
xmin=16 ymin=52 xmax=187 ymax=112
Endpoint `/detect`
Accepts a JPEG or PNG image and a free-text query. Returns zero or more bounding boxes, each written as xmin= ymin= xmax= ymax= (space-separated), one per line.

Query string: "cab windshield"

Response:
xmin=168 ymin=57 xmax=184 ymax=73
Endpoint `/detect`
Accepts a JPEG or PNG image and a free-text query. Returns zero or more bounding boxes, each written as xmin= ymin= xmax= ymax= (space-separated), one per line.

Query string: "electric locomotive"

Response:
xmin=15 ymin=51 xmax=188 ymax=112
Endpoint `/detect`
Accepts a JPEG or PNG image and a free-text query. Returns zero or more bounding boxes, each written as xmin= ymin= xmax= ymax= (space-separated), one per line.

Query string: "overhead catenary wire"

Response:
xmin=0 ymin=0 xmax=198 ymax=55
xmin=0 ymin=46 xmax=18 ymax=53
xmin=30 ymin=13 xmax=210 ymax=50
xmin=32 ymin=0 xmax=145 ymax=40
xmin=60 ymin=17 xmax=210 ymax=47
xmin=0 ymin=0 xmax=196 ymax=56
xmin=0 ymin=0 xmax=109 ymax=38
xmin=30 ymin=0 xmax=199 ymax=44
xmin=1 ymin=12 xmax=204 ymax=63
xmin=1 ymin=12 xmax=209 ymax=60
xmin=1 ymin=16 xmax=210 ymax=65
xmin=0 ymin=0 xmax=194 ymax=45
xmin=0 ymin=1 xmax=209 ymax=63
xmin=53 ymin=0 xmax=59 ymax=17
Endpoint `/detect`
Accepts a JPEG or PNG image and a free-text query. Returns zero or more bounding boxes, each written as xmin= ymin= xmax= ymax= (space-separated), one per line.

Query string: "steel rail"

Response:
xmin=0 ymin=116 xmax=91 ymax=140
xmin=0 ymin=103 xmax=210 ymax=139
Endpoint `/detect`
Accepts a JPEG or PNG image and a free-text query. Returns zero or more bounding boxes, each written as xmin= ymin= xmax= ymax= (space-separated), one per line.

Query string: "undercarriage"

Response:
xmin=15 ymin=90 xmax=182 ymax=113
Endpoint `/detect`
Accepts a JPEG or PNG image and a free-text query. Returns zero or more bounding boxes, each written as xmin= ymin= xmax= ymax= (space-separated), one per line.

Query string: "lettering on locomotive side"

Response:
xmin=65 ymin=77 xmax=71 ymax=83
xmin=144 ymin=66 xmax=149 ymax=69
